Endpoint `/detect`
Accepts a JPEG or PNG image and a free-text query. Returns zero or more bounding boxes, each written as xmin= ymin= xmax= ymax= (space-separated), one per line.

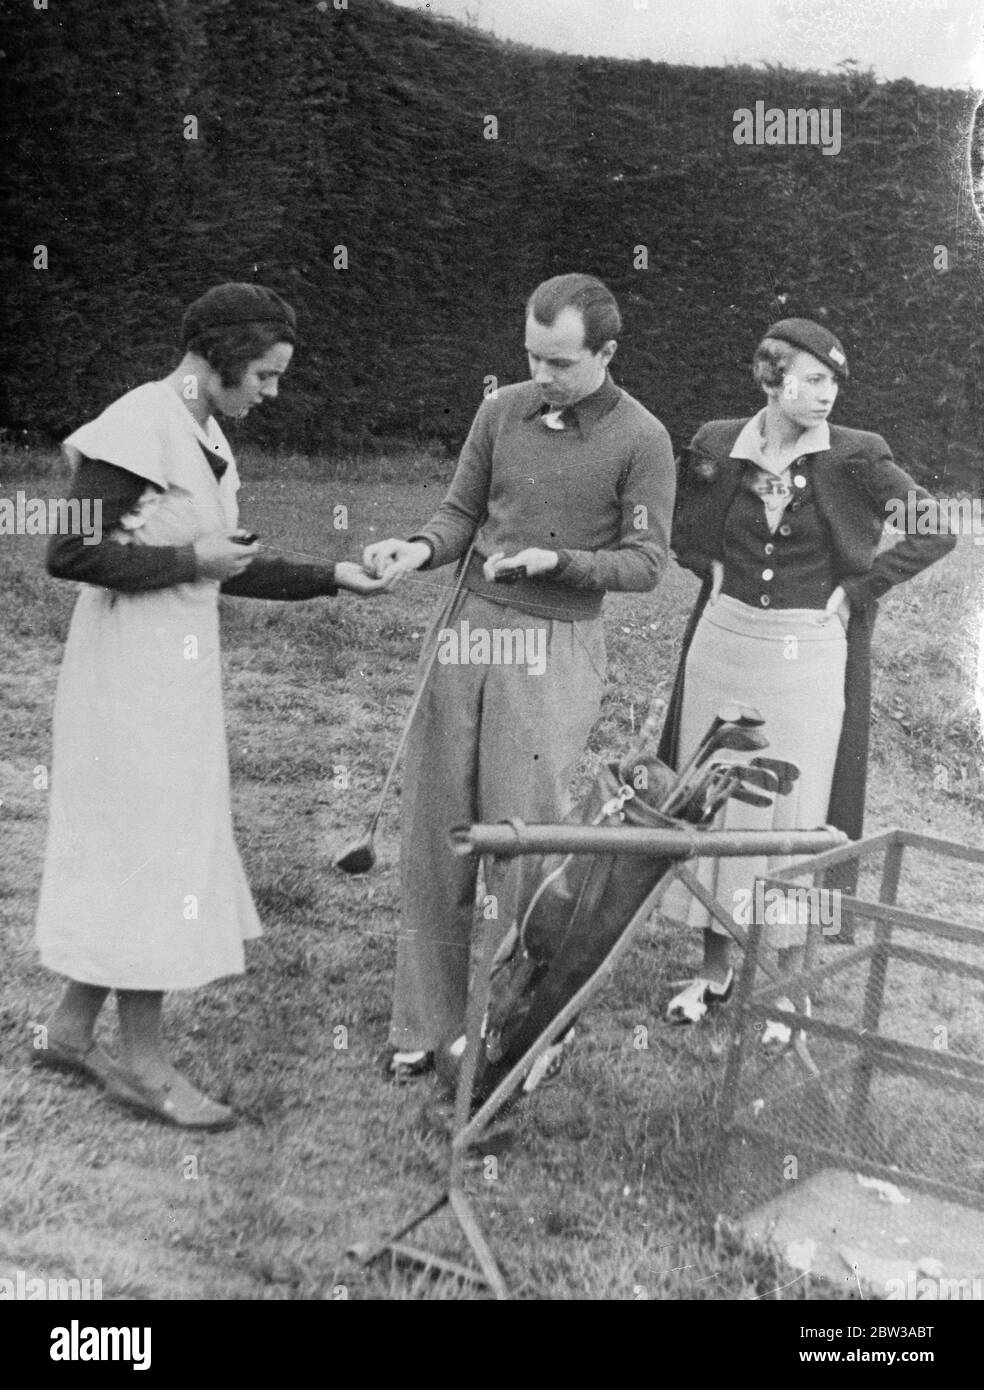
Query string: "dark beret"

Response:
xmin=181 ymin=283 xmax=297 ymax=345
xmin=763 ymin=317 xmax=849 ymax=381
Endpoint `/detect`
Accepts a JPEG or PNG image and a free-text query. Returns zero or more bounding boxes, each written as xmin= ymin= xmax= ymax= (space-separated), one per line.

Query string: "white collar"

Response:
xmin=730 ymin=408 xmax=829 ymax=476
xmin=157 ymin=380 xmax=235 ymax=467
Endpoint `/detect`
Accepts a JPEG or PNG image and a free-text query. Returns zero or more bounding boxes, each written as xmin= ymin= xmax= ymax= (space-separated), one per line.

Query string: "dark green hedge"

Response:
xmin=2 ymin=0 xmax=982 ymax=487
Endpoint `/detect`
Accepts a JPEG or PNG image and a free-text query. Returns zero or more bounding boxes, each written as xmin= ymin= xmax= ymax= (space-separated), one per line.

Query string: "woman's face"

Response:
xmin=770 ymin=350 xmax=839 ymax=430
xmin=211 ymin=341 xmax=294 ymax=419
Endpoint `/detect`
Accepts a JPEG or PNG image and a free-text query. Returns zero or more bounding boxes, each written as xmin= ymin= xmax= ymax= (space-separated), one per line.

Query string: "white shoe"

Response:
xmin=761 ymin=995 xmax=812 ymax=1049
xmin=666 ymin=969 xmax=734 ymax=1025
xmin=523 ymin=1028 xmax=575 ymax=1094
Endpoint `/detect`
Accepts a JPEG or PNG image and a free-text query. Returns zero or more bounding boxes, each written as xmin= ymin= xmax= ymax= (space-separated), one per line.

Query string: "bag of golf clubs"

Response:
xmin=438 ymin=703 xmax=793 ymax=1110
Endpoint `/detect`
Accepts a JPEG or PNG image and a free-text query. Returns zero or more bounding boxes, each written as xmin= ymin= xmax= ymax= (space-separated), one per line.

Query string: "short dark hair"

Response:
xmin=752 ymin=336 xmax=798 ymax=390
xmin=184 ymin=321 xmax=296 ymax=389
xmin=526 ymin=274 xmax=622 ymax=353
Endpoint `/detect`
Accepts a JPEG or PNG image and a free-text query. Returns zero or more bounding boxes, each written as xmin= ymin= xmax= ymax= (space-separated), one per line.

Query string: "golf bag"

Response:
xmin=442 ymin=752 xmax=685 ymax=1108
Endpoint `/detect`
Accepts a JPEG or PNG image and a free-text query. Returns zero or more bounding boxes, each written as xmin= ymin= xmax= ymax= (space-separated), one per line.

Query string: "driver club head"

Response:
xmin=699 ymin=722 xmax=770 ymax=764
xmin=690 ymin=703 xmax=767 ymax=771
xmin=712 ymin=701 xmax=766 ymax=730
xmin=333 ymin=835 xmax=377 ymax=875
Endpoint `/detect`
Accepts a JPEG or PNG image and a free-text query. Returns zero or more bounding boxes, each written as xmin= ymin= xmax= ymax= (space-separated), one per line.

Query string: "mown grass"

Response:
xmin=0 ymin=446 xmax=981 ymax=1300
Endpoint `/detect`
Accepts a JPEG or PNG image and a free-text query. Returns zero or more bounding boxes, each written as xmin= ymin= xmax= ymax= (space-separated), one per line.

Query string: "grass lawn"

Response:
xmin=1 ymin=447 xmax=982 ymax=1301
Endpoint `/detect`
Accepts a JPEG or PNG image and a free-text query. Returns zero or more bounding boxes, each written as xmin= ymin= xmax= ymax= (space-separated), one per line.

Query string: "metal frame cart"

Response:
xmin=349 ymin=821 xmax=847 ymax=1299
xmin=716 ymin=828 xmax=984 ymax=1214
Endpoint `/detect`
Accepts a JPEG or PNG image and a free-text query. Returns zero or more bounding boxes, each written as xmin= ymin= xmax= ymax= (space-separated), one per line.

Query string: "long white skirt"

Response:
xmin=665 ymin=595 xmax=847 ymax=950
xmin=35 ymin=582 xmax=262 ymax=991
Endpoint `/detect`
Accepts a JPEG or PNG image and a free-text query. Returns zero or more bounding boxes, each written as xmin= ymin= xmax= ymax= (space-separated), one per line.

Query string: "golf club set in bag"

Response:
xmin=433 ymin=701 xmax=799 ymax=1107
xmin=336 ymin=658 xmax=800 ymax=1110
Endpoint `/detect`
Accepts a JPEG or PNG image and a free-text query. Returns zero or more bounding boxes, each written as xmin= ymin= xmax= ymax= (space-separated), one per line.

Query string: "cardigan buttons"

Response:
xmin=764 ymin=542 xmax=775 ymax=555
xmin=779 ymin=524 xmax=792 ymax=536
xmin=760 ymin=594 xmax=771 ymax=607
xmin=762 ymin=568 xmax=774 ymax=581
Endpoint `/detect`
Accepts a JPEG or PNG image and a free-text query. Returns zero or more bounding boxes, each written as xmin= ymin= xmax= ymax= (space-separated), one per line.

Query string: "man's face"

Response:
xmin=525 ymin=307 xmax=615 ymax=408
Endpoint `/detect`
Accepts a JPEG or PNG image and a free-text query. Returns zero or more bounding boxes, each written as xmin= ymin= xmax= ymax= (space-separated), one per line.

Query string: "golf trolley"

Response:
xmin=348 ymin=704 xmax=847 ymax=1297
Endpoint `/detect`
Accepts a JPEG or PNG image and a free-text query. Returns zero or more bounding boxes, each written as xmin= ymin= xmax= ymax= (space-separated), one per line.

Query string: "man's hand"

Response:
xmin=821 ymin=584 xmax=851 ymax=629
xmin=483 ymin=548 xmax=559 ymax=581
xmin=334 ymin=560 xmax=394 ymax=597
xmin=362 ymin=538 xmax=431 ymax=585
xmin=194 ymin=531 xmax=259 ymax=581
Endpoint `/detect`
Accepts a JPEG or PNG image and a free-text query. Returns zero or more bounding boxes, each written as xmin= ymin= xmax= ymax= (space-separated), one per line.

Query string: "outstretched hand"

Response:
xmin=335 ymin=560 xmax=394 ymax=597
xmin=362 ymin=537 xmax=431 ymax=585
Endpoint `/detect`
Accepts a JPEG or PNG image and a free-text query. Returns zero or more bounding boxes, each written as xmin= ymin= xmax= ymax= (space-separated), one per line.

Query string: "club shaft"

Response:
xmin=616 ymin=701 xmax=667 ymax=782
xmin=362 ymin=541 xmax=477 ymax=836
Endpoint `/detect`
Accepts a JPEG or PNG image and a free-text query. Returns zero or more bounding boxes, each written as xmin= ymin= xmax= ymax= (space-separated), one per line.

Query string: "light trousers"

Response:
xmin=389 ymin=590 xmax=606 ymax=1051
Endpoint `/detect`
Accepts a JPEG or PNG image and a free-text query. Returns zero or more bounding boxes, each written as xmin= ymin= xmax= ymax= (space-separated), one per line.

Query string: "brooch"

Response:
xmin=685 ymin=452 xmax=718 ymax=483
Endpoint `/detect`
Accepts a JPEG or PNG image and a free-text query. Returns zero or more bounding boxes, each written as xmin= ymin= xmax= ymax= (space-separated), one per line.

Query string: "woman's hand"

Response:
xmin=193 ymin=532 xmax=258 ymax=581
xmin=821 ymin=584 xmax=851 ymax=629
xmin=334 ymin=560 xmax=394 ymax=597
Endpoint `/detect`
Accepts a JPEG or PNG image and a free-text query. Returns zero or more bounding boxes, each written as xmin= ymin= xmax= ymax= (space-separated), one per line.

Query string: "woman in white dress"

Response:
xmin=34 ymin=283 xmax=389 ymax=1128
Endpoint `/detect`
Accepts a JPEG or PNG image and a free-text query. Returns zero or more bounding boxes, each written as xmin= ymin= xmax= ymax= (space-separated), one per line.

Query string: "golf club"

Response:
xmin=704 ymin=760 xmax=781 ymax=818
xmin=662 ymin=701 xmax=765 ymax=810
xmin=334 ymin=541 xmax=477 ymax=874
xmin=518 ymin=699 xmax=670 ymax=929
xmin=678 ymin=761 xmax=778 ymax=823
xmin=727 ymin=763 xmax=781 ymax=794
xmin=749 ymin=756 xmax=800 ymax=796
xmin=616 ymin=700 xmax=668 ymax=785
xmin=681 ymin=763 xmax=740 ymax=822
xmin=660 ymin=723 xmax=770 ymax=815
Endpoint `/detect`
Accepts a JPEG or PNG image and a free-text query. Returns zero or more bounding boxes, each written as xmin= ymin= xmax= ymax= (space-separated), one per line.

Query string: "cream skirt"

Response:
xmin=665 ymin=595 xmax=847 ymax=949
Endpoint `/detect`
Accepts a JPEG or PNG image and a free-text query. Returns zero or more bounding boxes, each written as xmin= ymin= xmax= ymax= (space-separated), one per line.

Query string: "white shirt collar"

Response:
xmin=730 ymin=408 xmax=829 ymax=475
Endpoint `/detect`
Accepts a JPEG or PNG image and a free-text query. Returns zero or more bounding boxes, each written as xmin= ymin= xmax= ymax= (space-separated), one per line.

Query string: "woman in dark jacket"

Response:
xmin=658 ymin=318 xmax=957 ymax=1024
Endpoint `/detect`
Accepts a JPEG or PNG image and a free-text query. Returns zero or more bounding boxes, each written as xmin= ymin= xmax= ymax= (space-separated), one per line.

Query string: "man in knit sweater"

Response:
xmin=364 ymin=273 xmax=675 ymax=1078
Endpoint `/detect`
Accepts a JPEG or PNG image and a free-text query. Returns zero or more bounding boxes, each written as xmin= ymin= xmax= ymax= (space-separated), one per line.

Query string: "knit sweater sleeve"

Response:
xmin=46 ymin=457 xmax=338 ymax=598
xmin=550 ymin=417 xmax=676 ymax=592
xmin=836 ymin=437 xmax=958 ymax=609
xmin=410 ymin=400 xmax=493 ymax=567
xmin=46 ymin=458 xmax=198 ymax=590
xmin=220 ymin=556 xmax=337 ymax=600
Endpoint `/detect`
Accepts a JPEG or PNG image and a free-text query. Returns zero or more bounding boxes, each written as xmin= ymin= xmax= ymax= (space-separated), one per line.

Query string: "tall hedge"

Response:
xmin=2 ymin=0 xmax=981 ymax=488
